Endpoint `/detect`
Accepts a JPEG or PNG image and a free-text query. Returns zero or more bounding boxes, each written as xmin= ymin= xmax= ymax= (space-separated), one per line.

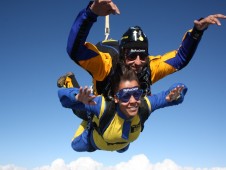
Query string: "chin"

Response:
xmin=127 ymin=110 xmax=138 ymax=117
xmin=135 ymin=68 xmax=142 ymax=74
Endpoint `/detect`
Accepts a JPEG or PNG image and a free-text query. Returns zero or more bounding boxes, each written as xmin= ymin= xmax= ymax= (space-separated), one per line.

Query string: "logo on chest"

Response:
xmin=131 ymin=122 xmax=141 ymax=133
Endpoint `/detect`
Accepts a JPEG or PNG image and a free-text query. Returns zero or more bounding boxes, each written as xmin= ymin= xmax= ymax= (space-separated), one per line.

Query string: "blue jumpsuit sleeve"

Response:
xmin=58 ymin=88 xmax=81 ymax=108
xmin=148 ymin=83 xmax=188 ymax=112
xmin=165 ymin=29 xmax=203 ymax=70
xmin=58 ymin=88 xmax=103 ymax=117
xmin=67 ymin=2 xmax=98 ymax=61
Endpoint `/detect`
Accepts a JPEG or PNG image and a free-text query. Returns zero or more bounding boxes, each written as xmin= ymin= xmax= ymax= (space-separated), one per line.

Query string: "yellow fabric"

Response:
xmin=77 ymin=43 xmax=184 ymax=94
xmin=72 ymin=120 xmax=87 ymax=141
xmin=90 ymin=96 xmax=152 ymax=151
xmin=79 ymin=43 xmax=112 ymax=81
xmin=92 ymin=114 xmax=141 ymax=151
xmin=144 ymin=96 xmax=151 ymax=111
xmin=149 ymin=50 xmax=178 ymax=84
xmin=72 ymin=31 xmax=191 ymax=95
xmin=65 ymin=77 xmax=74 ymax=88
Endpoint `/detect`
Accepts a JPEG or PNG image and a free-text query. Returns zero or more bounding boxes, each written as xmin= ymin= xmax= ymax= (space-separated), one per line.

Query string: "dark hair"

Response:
xmin=111 ymin=62 xmax=140 ymax=94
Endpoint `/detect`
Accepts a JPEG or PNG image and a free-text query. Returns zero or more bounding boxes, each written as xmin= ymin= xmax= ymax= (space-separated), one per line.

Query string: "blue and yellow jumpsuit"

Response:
xmin=58 ymin=83 xmax=187 ymax=152
xmin=66 ymin=2 xmax=203 ymax=95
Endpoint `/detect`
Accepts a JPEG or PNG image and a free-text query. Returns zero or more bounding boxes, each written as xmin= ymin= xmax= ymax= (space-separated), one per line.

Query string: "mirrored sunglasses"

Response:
xmin=116 ymin=87 xmax=143 ymax=103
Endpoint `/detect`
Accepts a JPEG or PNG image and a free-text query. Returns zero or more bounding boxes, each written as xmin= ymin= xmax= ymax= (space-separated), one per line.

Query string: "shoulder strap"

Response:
xmin=94 ymin=97 xmax=150 ymax=134
xmin=95 ymin=39 xmax=120 ymax=65
xmin=95 ymin=40 xmax=120 ymax=98
xmin=138 ymin=59 xmax=152 ymax=96
xmin=93 ymin=100 xmax=116 ymax=135
xmin=139 ymin=97 xmax=151 ymax=132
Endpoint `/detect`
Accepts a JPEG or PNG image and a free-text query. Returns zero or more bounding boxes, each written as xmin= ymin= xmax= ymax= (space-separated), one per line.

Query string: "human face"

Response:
xmin=124 ymin=49 xmax=148 ymax=73
xmin=114 ymin=80 xmax=142 ymax=118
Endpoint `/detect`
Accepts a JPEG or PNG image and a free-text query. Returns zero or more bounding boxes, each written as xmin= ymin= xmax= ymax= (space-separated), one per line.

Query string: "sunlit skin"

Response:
xmin=114 ymin=80 xmax=141 ymax=118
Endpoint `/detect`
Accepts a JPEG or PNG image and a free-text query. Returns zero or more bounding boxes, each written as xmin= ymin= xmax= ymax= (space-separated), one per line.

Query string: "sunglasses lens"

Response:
xmin=127 ymin=53 xmax=137 ymax=61
xmin=139 ymin=53 xmax=147 ymax=60
xmin=120 ymin=93 xmax=132 ymax=103
xmin=126 ymin=51 xmax=147 ymax=61
xmin=117 ymin=89 xmax=143 ymax=103
xmin=133 ymin=90 xmax=143 ymax=100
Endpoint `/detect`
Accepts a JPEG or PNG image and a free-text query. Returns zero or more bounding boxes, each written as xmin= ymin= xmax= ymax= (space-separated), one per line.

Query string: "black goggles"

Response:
xmin=125 ymin=49 xmax=148 ymax=61
xmin=116 ymin=87 xmax=143 ymax=103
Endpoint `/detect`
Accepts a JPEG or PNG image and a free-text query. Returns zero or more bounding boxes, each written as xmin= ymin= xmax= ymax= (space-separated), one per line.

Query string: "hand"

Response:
xmin=90 ymin=0 xmax=120 ymax=16
xmin=194 ymin=14 xmax=226 ymax=31
xmin=76 ymin=86 xmax=96 ymax=105
xmin=166 ymin=85 xmax=184 ymax=102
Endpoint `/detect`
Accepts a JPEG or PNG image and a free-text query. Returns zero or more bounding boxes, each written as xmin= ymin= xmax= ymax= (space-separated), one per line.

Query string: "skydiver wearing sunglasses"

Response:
xmin=57 ymin=0 xmax=226 ymax=119
xmin=58 ymin=66 xmax=187 ymax=152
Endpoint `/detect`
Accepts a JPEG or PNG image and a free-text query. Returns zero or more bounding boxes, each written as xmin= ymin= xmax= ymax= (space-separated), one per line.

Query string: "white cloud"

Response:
xmin=1 ymin=154 xmax=226 ymax=170
xmin=0 ymin=164 xmax=27 ymax=170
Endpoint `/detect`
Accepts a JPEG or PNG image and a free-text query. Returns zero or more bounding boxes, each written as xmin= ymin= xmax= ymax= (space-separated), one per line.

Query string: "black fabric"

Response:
xmin=138 ymin=97 xmax=150 ymax=132
xmin=95 ymin=39 xmax=152 ymax=98
xmin=95 ymin=40 xmax=120 ymax=99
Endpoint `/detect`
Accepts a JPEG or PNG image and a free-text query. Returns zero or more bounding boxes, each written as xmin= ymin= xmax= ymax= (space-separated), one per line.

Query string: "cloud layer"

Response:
xmin=1 ymin=154 xmax=226 ymax=170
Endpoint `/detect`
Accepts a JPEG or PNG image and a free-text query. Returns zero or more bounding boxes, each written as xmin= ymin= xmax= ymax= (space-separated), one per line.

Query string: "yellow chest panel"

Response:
xmin=92 ymin=114 xmax=141 ymax=151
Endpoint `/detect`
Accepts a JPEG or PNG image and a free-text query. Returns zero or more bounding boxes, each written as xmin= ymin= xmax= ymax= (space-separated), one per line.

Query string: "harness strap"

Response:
xmin=92 ymin=100 xmax=115 ymax=135
xmin=138 ymin=97 xmax=150 ymax=132
xmin=93 ymin=98 xmax=150 ymax=136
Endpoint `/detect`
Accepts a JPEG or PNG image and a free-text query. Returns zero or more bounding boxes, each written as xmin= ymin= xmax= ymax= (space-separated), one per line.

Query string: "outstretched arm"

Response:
xmin=148 ymin=83 xmax=188 ymax=113
xmin=159 ymin=13 xmax=226 ymax=75
xmin=58 ymin=86 xmax=96 ymax=107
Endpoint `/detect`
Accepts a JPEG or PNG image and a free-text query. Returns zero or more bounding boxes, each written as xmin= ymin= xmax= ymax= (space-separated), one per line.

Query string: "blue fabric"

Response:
xmin=67 ymin=3 xmax=98 ymax=60
xmin=122 ymin=120 xmax=131 ymax=140
xmin=148 ymin=83 xmax=188 ymax=112
xmin=71 ymin=128 xmax=96 ymax=152
xmin=116 ymin=144 xmax=130 ymax=153
xmin=59 ymin=83 xmax=188 ymax=152
xmin=165 ymin=32 xmax=202 ymax=70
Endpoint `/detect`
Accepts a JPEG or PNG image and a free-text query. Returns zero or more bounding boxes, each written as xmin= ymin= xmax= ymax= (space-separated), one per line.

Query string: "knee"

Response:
xmin=116 ymin=144 xmax=130 ymax=153
xmin=71 ymin=129 xmax=95 ymax=152
xmin=71 ymin=135 xmax=87 ymax=152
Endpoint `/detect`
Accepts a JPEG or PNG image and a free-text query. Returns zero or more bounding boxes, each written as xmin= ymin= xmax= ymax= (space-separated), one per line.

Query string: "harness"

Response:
xmin=95 ymin=39 xmax=152 ymax=99
xmin=95 ymin=40 xmax=120 ymax=100
xmin=92 ymin=97 xmax=151 ymax=137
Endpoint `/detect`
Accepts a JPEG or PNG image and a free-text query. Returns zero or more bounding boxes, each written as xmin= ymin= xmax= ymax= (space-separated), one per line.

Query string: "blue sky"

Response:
xmin=1 ymin=0 xmax=226 ymax=169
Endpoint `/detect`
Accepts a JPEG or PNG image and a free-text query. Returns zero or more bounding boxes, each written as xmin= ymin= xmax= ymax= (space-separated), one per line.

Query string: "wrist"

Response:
xmin=191 ymin=26 xmax=204 ymax=40
xmin=86 ymin=1 xmax=98 ymax=20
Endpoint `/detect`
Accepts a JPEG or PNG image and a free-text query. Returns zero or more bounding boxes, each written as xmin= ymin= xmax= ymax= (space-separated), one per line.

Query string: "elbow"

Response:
xmin=66 ymin=45 xmax=74 ymax=59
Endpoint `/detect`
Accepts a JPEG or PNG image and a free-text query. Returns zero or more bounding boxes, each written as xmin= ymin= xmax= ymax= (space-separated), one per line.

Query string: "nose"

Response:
xmin=133 ymin=55 xmax=143 ymax=65
xmin=128 ymin=95 xmax=137 ymax=103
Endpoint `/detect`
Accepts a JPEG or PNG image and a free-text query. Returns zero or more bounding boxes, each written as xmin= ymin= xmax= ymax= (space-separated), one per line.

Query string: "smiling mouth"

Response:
xmin=128 ymin=106 xmax=139 ymax=111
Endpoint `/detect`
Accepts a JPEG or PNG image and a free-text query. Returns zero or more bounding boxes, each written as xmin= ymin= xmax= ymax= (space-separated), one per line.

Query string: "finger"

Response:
xmin=111 ymin=4 xmax=120 ymax=14
xmin=106 ymin=1 xmax=120 ymax=15
xmin=212 ymin=18 xmax=221 ymax=26
xmin=79 ymin=86 xmax=83 ymax=94
xmin=208 ymin=16 xmax=220 ymax=25
xmin=98 ymin=0 xmax=112 ymax=4
xmin=88 ymin=100 xmax=97 ymax=105
xmin=213 ymin=14 xmax=226 ymax=19
xmin=176 ymin=95 xmax=181 ymax=100
xmin=86 ymin=89 xmax=91 ymax=96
